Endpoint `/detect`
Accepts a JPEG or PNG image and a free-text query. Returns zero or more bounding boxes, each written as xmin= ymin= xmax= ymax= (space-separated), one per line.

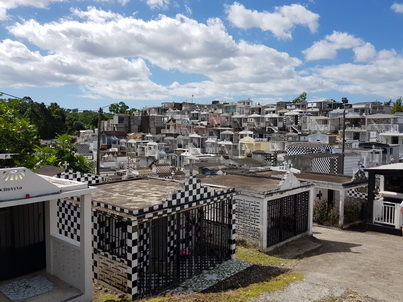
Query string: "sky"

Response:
xmin=1 ymin=0 xmax=403 ymax=111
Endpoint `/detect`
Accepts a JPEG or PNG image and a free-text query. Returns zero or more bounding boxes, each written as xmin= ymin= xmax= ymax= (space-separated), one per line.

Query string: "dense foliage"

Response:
xmin=1 ymin=96 xmax=121 ymax=138
xmin=23 ymin=134 xmax=94 ymax=173
xmin=291 ymin=92 xmax=307 ymax=103
xmin=21 ymin=99 xmax=67 ymax=139
xmin=109 ymin=101 xmax=137 ymax=114
xmin=390 ymin=97 xmax=403 ymax=114
xmin=0 ymin=98 xmax=39 ymax=167
xmin=0 ymin=96 xmax=115 ymax=172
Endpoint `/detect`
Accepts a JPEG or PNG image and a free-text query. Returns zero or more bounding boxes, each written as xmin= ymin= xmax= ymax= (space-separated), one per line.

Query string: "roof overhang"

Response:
xmin=0 ymin=167 xmax=97 ymax=208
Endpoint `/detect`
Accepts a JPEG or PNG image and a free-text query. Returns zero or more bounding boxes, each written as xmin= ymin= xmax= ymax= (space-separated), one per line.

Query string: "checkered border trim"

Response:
xmin=57 ymin=169 xmax=108 ymax=185
xmin=91 ymin=176 xmax=235 ymax=219
xmin=286 ymin=144 xmax=332 ymax=156
xmin=347 ymin=189 xmax=368 ymax=199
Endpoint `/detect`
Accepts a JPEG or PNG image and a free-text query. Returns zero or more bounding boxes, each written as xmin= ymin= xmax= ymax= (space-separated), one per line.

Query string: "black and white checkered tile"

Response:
xmin=311 ymin=156 xmax=338 ymax=174
xmin=286 ymin=144 xmax=332 ymax=156
xmin=347 ymin=189 xmax=368 ymax=199
xmin=57 ymin=170 xmax=106 ymax=185
xmin=92 ymin=176 xmax=236 ymax=299
xmin=57 ymin=199 xmax=81 ymax=242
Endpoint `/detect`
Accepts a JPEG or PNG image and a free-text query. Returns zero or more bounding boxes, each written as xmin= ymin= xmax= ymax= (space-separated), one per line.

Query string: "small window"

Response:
xmin=392 ymin=136 xmax=398 ymax=144
xmin=384 ymin=175 xmax=403 ymax=194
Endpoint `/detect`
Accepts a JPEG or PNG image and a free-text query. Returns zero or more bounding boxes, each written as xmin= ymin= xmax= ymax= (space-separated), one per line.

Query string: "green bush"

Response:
xmin=344 ymin=198 xmax=364 ymax=223
xmin=313 ymin=200 xmax=339 ymax=226
xmin=313 ymin=199 xmax=328 ymax=224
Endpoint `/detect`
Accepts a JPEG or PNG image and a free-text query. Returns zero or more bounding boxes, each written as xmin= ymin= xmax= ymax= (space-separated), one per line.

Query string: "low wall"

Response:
xmin=51 ymin=235 xmax=81 ymax=290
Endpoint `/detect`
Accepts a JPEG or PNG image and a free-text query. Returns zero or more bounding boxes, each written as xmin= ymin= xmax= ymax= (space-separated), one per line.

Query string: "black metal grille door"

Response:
xmin=0 ymin=202 xmax=46 ymax=281
xmin=137 ymin=200 xmax=232 ymax=298
xmin=267 ymin=191 xmax=309 ymax=247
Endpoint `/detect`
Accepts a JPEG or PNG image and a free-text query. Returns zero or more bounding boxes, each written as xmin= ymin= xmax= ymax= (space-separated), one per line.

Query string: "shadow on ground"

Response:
xmin=268 ymin=230 xmax=363 ymax=259
xmin=202 ymin=264 xmax=290 ymax=293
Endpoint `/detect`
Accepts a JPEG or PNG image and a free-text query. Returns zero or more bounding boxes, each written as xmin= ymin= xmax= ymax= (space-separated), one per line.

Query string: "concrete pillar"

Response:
xmin=339 ymin=189 xmax=346 ymax=227
xmin=128 ymin=219 xmax=139 ymax=299
xmin=262 ymin=197 xmax=268 ymax=249
xmin=367 ymin=172 xmax=376 ymax=220
xmin=308 ymin=187 xmax=314 ymax=234
xmin=45 ymin=199 xmax=57 ymax=275
xmin=78 ymin=193 xmax=93 ymax=301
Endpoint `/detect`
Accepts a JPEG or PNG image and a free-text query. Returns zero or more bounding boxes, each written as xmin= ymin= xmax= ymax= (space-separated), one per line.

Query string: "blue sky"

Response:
xmin=1 ymin=0 xmax=403 ymax=111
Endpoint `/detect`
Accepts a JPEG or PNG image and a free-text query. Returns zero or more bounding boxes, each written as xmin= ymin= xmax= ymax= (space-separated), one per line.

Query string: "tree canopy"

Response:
xmin=22 ymin=100 xmax=67 ymax=139
xmin=390 ymin=97 xmax=403 ymax=114
xmin=0 ymin=96 xmax=94 ymax=172
xmin=291 ymin=92 xmax=307 ymax=103
xmin=109 ymin=101 xmax=137 ymax=114
xmin=24 ymin=134 xmax=93 ymax=173
xmin=0 ymin=98 xmax=39 ymax=167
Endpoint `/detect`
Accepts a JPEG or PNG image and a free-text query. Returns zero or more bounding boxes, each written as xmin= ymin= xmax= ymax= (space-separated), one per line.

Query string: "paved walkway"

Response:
xmin=257 ymin=225 xmax=403 ymax=302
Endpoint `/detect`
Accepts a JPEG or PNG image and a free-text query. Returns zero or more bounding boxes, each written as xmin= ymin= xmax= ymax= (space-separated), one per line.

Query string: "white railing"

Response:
xmin=367 ymin=124 xmax=399 ymax=132
xmin=311 ymin=121 xmax=329 ymax=132
xmin=161 ymin=129 xmax=180 ymax=134
xmin=373 ymin=200 xmax=401 ymax=228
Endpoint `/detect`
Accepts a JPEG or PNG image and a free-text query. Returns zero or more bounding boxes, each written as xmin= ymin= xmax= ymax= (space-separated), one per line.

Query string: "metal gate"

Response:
xmin=267 ymin=191 xmax=309 ymax=247
xmin=0 ymin=202 xmax=46 ymax=281
xmin=137 ymin=200 xmax=232 ymax=298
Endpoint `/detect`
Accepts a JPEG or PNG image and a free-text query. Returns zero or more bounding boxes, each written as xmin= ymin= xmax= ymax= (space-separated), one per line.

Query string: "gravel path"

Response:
xmin=255 ymin=225 xmax=403 ymax=302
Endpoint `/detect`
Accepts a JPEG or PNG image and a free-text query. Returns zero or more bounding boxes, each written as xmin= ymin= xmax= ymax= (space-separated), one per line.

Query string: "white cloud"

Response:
xmin=70 ymin=6 xmax=123 ymax=23
xmin=311 ymin=49 xmax=403 ymax=97
xmin=144 ymin=0 xmax=170 ymax=10
xmin=94 ymin=0 xmax=131 ymax=5
xmin=4 ymin=6 xmax=402 ymax=101
xmin=391 ymin=3 xmax=403 ymax=13
xmin=0 ymin=0 xmax=65 ymax=20
xmin=226 ymin=2 xmax=319 ymax=40
xmin=4 ymin=7 xmax=305 ymax=99
xmin=184 ymin=5 xmax=192 ymax=15
xmin=303 ymin=31 xmax=376 ymax=62
xmin=353 ymin=42 xmax=376 ymax=62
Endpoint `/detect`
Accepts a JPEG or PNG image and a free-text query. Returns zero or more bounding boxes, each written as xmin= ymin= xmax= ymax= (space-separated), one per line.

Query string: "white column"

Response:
xmin=78 ymin=193 xmax=93 ymax=301
xmin=261 ymin=197 xmax=268 ymax=250
xmin=45 ymin=199 xmax=58 ymax=275
xmin=339 ymin=189 xmax=346 ymax=228
xmin=395 ymin=203 xmax=401 ymax=230
xmin=308 ymin=187 xmax=314 ymax=234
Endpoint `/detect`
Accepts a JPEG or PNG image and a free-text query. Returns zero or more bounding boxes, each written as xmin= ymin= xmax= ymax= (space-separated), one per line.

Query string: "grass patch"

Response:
xmin=140 ymin=272 xmax=303 ymax=302
xmin=97 ymin=247 xmax=301 ymax=302
xmin=235 ymin=246 xmax=294 ymax=266
xmin=228 ymin=272 xmax=303 ymax=299
xmin=95 ymin=293 xmax=123 ymax=302
xmin=313 ymin=289 xmax=363 ymax=302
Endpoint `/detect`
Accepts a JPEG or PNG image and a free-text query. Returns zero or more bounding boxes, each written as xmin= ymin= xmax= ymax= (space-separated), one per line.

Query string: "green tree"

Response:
xmin=27 ymin=134 xmax=93 ymax=173
xmin=291 ymin=92 xmax=307 ymax=103
xmin=109 ymin=101 xmax=136 ymax=114
xmin=48 ymin=102 xmax=67 ymax=135
xmin=391 ymin=97 xmax=403 ymax=114
xmin=384 ymin=100 xmax=393 ymax=107
xmin=21 ymin=100 xmax=67 ymax=139
xmin=0 ymin=98 xmax=39 ymax=168
xmin=65 ymin=111 xmax=111 ymax=134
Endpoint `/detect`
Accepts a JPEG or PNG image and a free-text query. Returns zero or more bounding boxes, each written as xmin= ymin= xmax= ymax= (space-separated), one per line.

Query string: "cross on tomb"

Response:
xmin=316 ymin=191 xmax=323 ymax=200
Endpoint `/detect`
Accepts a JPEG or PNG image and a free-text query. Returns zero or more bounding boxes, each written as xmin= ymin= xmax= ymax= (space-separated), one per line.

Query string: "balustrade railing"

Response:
xmin=373 ymin=200 xmax=400 ymax=228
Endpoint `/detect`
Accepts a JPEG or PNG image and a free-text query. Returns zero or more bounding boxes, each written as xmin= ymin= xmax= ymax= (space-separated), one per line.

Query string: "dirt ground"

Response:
xmin=94 ymin=225 xmax=403 ymax=302
xmin=254 ymin=225 xmax=403 ymax=302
